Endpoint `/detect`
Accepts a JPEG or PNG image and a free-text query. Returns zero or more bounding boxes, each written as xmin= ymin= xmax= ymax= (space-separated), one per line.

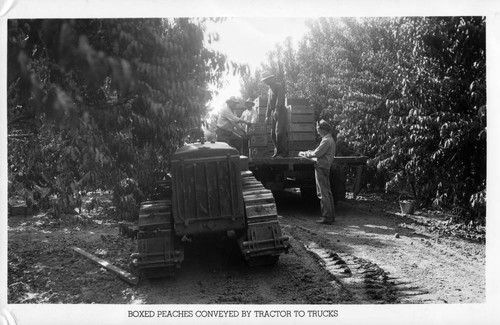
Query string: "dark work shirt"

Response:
xmin=266 ymin=82 xmax=286 ymax=118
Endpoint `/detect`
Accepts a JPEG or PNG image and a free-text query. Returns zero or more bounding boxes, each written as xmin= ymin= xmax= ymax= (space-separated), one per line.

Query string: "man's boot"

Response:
xmin=316 ymin=218 xmax=334 ymax=225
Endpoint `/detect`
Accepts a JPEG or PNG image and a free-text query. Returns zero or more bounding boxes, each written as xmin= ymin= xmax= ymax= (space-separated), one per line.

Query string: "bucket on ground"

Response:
xmin=399 ymin=199 xmax=416 ymax=215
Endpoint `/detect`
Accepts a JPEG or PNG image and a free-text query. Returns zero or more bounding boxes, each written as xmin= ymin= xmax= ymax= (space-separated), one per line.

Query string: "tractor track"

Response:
xmin=289 ymin=224 xmax=431 ymax=304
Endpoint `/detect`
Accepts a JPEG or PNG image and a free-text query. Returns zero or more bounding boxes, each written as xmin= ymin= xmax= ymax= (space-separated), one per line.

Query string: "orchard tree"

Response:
xmin=246 ymin=17 xmax=486 ymax=221
xmin=386 ymin=17 xmax=486 ymax=217
xmin=240 ymin=36 xmax=303 ymax=102
xmin=239 ymin=68 xmax=268 ymax=101
xmin=8 ymin=18 xmax=230 ymax=218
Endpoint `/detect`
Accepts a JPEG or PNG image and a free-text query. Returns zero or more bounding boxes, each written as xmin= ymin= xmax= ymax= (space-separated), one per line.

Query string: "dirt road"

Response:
xmin=7 ymin=190 xmax=485 ymax=305
xmin=276 ymin=190 xmax=485 ymax=304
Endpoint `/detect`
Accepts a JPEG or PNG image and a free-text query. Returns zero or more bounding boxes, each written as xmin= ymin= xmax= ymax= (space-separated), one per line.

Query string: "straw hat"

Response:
xmin=226 ymin=96 xmax=240 ymax=104
xmin=260 ymin=71 xmax=275 ymax=82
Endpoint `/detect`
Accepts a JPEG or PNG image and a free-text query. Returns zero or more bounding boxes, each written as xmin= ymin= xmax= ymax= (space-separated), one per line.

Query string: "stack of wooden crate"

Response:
xmin=247 ymin=97 xmax=317 ymax=158
xmin=286 ymin=98 xmax=316 ymax=157
xmin=247 ymin=97 xmax=273 ymax=158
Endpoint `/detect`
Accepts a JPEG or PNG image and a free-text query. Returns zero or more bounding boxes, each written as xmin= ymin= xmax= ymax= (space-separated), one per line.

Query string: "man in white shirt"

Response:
xmin=240 ymin=98 xmax=259 ymax=132
xmin=239 ymin=98 xmax=259 ymax=155
xmin=216 ymin=96 xmax=251 ymax=148
xmin=299 ymin=120 xmax=336 ymax=224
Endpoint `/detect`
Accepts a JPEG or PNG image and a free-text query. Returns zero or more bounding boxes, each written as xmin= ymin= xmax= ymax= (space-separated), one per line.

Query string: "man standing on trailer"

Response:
xmin=216 ymin=96 xmax=251 ymax=149
xmin=299 ymin=120 xmax=336 ymax=224
xmin=261 ymin=72 xmax=289 ymax=158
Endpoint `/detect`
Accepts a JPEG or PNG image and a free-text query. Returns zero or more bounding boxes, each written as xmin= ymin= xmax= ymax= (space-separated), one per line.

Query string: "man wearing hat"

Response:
xmin=239 ymin=98 xmax=259 ymax=155
xmin=240 ymin=98 xmax=258 ymax=132
xmin=299 ymin=120 xmax=336 ymax=224
xmin=216 ymin=96 xmax=251 ymax=148
xmin=261 ymin=72 xmax=289 ymax=158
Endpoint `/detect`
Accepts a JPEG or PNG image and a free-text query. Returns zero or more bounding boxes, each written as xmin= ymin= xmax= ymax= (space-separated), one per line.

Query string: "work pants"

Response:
xmin=216 ymin=127 xmax=242 ymax=153
xmin=315 ymin=167 xmax=336 ymax=222
xmin=216 ymin=127 xmax=232 ymax=145
xmin=270 ymin=106 xmax=289 ymax=157
xmin=240 ymin=136 xmax=250 ymax=157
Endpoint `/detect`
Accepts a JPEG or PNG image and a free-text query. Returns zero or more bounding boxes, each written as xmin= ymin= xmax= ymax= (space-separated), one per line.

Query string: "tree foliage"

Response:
xmin=242 ymin=17 xmax=486 ymax=221
xmin=8 ymin=18 xmax=229 ymax=217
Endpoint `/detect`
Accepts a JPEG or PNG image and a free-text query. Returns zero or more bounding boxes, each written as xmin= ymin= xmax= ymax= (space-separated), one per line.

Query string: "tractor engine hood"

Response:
xmin=171 ymin=141 xmax=240 ymax=161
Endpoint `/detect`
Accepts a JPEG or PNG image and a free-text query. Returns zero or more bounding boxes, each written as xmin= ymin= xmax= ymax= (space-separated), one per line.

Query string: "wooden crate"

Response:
xmin=290 ymin=114 xmax=315 ymax=123
xmin=289 ymin=140 xmax=316 ymax=151
xmin=290 ymin=123 xmax=315 ymax=132
xmin=258 ymin=115 xmax=269 ymax=124
xmin=286 ymin=98 xmax=310 ymax=106
xmin=249 ymin=134 xmax=269 ymax=147
xmin=289 ymin=132 xmax=316 ymax=141
xmin=257 ymin=106 xmax=267 ymax=116
xmin=288 ymin=105 xmax=313 ymax=114
xmin=247 ymin=123 xmax=267 ymax=135
xmin=254 ymin=96 xmax=268 ymax=107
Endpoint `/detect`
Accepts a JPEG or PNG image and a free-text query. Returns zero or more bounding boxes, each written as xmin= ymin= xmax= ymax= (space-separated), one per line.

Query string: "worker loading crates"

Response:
xmin=246 ymin=96 xmax=273 ymax=158
xmin=246 ymin=97 xmax=317 ymax=159
xmin=243 ymin=96 xmax=368 ymax=202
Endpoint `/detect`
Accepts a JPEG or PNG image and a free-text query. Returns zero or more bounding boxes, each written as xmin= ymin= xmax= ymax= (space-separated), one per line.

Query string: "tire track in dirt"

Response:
xmin=276 ymin=191 xmax=485 ymax=304
xmin=289 ymin=225 xmax=433 ymax=304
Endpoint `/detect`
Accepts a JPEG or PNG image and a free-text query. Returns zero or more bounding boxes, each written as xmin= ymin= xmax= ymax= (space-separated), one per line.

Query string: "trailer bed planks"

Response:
xmin=249 ymin=156 xmax=315 ymax=166
xmin=248 ymin=155 xmax=368 ymax=166
xmin=248 ymin=156 xmax=368 ymax=199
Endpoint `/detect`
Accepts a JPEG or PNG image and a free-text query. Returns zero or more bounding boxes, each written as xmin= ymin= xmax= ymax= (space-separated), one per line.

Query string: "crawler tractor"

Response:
xmin=132 ymin=141 xmax=289 ymax=277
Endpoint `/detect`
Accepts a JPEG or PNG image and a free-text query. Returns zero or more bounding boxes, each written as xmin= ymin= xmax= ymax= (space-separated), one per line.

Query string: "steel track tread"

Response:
xmin=135 ymin=198 xmax=184 ymax=277
xmin=240 ymin=171 xmax=288 ymax=266
xmin=241 ymin=175 xmax=278 ymax=225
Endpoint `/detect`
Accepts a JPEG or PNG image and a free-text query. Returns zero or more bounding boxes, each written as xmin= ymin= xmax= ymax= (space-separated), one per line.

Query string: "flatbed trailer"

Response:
xmin=248 ymin=155 xmax=368 ymax=202
xmin=245 ymin=96 xmax=368 ymax=202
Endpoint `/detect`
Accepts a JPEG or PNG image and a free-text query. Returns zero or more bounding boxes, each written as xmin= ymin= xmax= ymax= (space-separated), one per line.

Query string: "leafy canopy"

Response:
xmin=8 ymin=18 xmax=233 ymax=216
xmin=241 ymin=17 xmax=486 ymax=221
